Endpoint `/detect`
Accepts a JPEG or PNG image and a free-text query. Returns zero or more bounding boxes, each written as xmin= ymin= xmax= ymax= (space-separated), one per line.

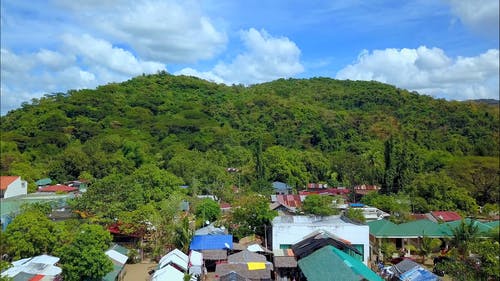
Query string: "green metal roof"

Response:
xmin=35 ymin=178 xmax=52 ymax=186
xmin=368 ymin=219 xmax=452 ymax=238
xmin=444 ymin=219 xmax=494 ymax=234
xmin=483 ymin=220 xmax=499 ymax=229
xmin=367 ymin=219 xmax=399 ymax=237
xmin=331 ymin=247 xmax=383 ymax=281
xmin=298 ymin=245 xmax=382 ymax=281
xmin=102 ymin=262 xmax=122 ymax=281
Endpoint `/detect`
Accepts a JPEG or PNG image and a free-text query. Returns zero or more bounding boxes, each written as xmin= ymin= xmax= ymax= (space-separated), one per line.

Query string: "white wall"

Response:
xmin=272 ymin=215 xmax=370 ymax=264
xmin=4 ymin=177 xmax=27 ymax=198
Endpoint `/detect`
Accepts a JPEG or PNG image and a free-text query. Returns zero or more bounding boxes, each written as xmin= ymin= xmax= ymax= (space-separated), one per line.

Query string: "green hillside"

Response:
xmin=1 ymin=73 xmax=498 ymax=216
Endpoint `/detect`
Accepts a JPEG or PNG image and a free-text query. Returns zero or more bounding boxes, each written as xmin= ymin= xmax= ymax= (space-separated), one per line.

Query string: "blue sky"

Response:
xmin=1 ymin=0 xmax=499 ymax=114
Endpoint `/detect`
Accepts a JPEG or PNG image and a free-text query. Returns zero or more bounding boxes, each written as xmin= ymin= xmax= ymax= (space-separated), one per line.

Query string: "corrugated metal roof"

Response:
xmin=298 ymin=246 xmax=382 ymax=281
xmin=430 ymin=211 xmax=461 ymax=222
xmin=190 ymin=235 xmax=233 ymax=250
xmin=368 ymin=219 xmax=453 ymax=238
xmin=0 ymin=176 xmax=19 ymax=191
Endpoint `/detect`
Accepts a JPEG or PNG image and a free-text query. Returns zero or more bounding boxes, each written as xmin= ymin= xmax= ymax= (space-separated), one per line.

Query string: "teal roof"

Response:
xmin=368 ymin=219 xmax=452 ymax=238
xmin=298 ymin=246 xmax=382 ymax=281
xmin=444 ymin=219 xmax=493 ymax=234
xmin=484 ymin=220 xmax=499 ymax=229
xmin=367 ymin=219 xmax=399 ymax=237
xmin=35 ymin=178 xmax=52 ymax=186
xmin=109 ymin=244 xmax=129 ymax=256
xmin=331 ymin=247 xmax=383 ymax=281
xmin=102 ymin=262 xmax=122 ymax=281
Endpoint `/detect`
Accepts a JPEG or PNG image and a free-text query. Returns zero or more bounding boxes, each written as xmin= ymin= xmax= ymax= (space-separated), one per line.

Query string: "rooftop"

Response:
xmin=0 ymin=176 xmax=19 ymax=190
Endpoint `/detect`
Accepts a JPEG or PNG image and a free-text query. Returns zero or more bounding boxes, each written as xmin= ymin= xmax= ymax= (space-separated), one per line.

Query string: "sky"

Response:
xmin=1 ymin=0 xmax=499 ymax=115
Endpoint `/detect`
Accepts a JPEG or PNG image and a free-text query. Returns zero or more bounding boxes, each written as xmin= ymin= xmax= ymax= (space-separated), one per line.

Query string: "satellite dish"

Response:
xmin=205 ymin=220 xmax=210 ymax=225
xmin=224 ymin=243 xmax=230 ymax=249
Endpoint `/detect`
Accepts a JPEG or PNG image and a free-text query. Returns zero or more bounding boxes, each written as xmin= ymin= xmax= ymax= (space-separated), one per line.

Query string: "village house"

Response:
xmin=272 ymin=181 xmax=292 ymax=195
xmin=103 ymin=244 xmax=129 ymax=281
xmin=1 ymin=254 xmax=62 ymax=280
xmin=271 ymin=215 xmax=370 ymax=264
xmin=0 ymin=176 xmax=27 ymax=199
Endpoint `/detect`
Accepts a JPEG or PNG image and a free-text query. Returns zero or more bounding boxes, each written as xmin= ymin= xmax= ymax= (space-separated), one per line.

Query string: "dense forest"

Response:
xmin=1 ymin=73 xmax=499 ymax=219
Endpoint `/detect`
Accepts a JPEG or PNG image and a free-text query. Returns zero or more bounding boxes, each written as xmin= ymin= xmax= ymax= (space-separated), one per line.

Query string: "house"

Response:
xmin=0 ymin=176 xmax=27 ymax=199
xmin=291 ymin=230 xmax=363 ymax=261
xmin=66 ymin=180 xmax=88 ymax=192
xmin=367 ymin=219 xmax=453 ymax=260
xmin=188 ymin=250 xmax=204 ymax=277
xmin=297 ymin=245 xmax=383 ymax=281
xmin=220 ymin=202 xmax=232 ymax=213
xmin=273 ymin=249 xmax=298 ymax=281
xmin=215 ymin=250 xmax=273 ymax=281
xmin=306 ymin=183 xmax=329 ymax=189
xmin=38 ymin=184 xmax=78 ymax=193
xmin=298 ymin=188 xmax=349 ymax=197
xmin=270 ymin=194 xmax=304 ymax=214
xmin=189 ymin=235 xmax=233 ymax=271
xmin=429 ymin=211 xmax=461 ymax=222
xmin=272 ymin=181 xmax=292 ymax=195
xmin=195 ymin=223 xmax=227 ymax=236
xmin=158 ymin=249 xmax=188 ymax=272
xmin=151 ymin=264 xmax=185 ymax=281
xmin=390 ymin=258 xmax=440 ymax=281
xmin=271 ymin=215 xmax=370 ymax=264
xmin=353 ymin=185 xmax=381 ymax=201
xmin=103 ymin=244 xmax=129 ymax=281
xmin=347 ymin=204 xmax=390 ymax=221
xmin=35 ymin=178 xmax=52 ymax=187
xmin=1 ymin=254 xmax=62 ymax=280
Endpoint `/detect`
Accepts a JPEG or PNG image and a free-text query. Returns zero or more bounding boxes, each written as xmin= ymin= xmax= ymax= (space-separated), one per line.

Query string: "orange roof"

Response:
xmin=0 ymin=176 xmax=19 ymax=191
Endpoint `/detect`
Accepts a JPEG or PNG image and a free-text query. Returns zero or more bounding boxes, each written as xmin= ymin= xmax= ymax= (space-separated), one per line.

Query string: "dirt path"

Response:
xmin=123 ymin=262 xmax=157 ymax=281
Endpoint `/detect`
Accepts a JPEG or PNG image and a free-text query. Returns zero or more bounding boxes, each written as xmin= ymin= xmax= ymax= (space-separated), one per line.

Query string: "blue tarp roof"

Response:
xmin=399 ymin=267 xmax=440 ymax=281
xmin=189 ymin=235 xmax=233 ymax=250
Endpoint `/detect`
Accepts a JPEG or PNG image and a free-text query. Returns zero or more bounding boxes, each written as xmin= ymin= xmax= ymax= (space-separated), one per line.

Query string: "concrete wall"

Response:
xmin=4 ymin=177 xmax=27 ymax=198
xmin=271 ymin=215 xmax=370 ymax=264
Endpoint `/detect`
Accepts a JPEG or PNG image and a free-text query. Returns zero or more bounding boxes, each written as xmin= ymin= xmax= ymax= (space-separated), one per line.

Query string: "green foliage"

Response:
xmin=58 ymin=224 xmax=113 ymax=281
xmin=380 ymin=242 xmax=397 ymax=262
xmin=419 ymin=236 xmax=441 ymax=262
xmin=344 ymin=208 xmax=366 ymax=223
xmin=451 ymin=219 xmax=480 ymax=256
xmin=195 ymin=198 xmax=221 ymax=224
xmin=360 ymin=192 xmax=411 ymax=223
xmin=301 ymin=194 xmax=337 ymax=216
xmin=5 ymin=210 xmax=57 ymax=259
xmin=229 ymin=193 xmax=277 ymax=239
xmin=0 ymin=75 xmax=498 ymax=218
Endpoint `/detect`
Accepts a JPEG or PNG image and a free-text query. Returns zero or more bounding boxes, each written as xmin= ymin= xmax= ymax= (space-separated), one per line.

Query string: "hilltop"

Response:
xmin=1 ymin=73 xmax=498 ymax=214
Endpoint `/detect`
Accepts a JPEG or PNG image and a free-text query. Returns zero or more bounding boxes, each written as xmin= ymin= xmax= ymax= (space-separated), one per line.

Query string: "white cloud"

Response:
xmin=445 ymin=0 xmax=499 ymax=38
xmin=0 ymin=34 xmax=167 ymax=114
xmin=336 ymin=46 xmax=499 ymax=100
xmin=56 ymin=0 xmax=227 ymax=63
xmin=61 ymin=33 xmax=165 ymax=76
xmin=176 ymin=28 xmax=304 ymax=85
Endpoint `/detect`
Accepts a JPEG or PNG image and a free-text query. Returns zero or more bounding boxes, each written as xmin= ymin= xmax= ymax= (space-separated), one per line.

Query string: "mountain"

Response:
xmin=1 ymin=73 xmax=498 ymax=212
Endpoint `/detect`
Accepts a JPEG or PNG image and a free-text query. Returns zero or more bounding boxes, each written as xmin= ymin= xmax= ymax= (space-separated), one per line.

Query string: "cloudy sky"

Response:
xmin=1 ymin=0 xmax=499 ymax=114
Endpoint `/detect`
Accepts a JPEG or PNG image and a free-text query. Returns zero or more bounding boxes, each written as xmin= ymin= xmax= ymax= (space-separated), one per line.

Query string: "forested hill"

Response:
xmin=1 ymin=73 xmax=498 ymax=214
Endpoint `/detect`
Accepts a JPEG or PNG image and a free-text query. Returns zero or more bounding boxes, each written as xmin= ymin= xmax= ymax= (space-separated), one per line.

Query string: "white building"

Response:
xmin=271 ymin=215 xmax=370 ymax=264
xmin=0 ymin=176 xmax=27 ymax=199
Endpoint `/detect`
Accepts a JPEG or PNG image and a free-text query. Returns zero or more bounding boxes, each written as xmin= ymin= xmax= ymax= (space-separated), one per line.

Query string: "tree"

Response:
xmin=344 ymin=208 xmax=366 ymax=223
xmin=419 ymin=235 xmax=441 ymax=264
xmin=301 ymin=194 xmax=337 ymax=216
xmin=58 ymin=224 xmax=113 ymax=281
xmin=5 ymin=210 xmax=57 ymax=259
xmin=380 ymin=242 xmax=396 ymax=262
xmin=451 ymin=219 xmax=480 ymax=256
xmin=195 ymin=198 xmax=221 ymax=224
xmin=229 ymin=193 xmax=277 ymax=239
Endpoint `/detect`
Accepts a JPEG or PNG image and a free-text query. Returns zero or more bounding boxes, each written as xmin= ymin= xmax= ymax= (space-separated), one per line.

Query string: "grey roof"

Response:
xmin=216 ymin=263 xmax=273 ymax=280
xmin=227 ymin=250 xmax=266 ymax=263
xmin=273 ymin=256 xmax=297 ymax=268
xmin=201 ymin=250 xmax=227 ymax=260
xmin=272 ymin=181 xmax=292 ymax=190
xmin=392 ymin=259 xmax=420 ymax=276
xmin=219 ymin=271 xmax=249 ymax=281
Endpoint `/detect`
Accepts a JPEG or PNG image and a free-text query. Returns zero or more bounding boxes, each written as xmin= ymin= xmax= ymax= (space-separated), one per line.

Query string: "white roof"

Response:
xmin=105 ymin=249 xmax=129 ymax=265
xmin=1 ymin=255 xmax=62 ymax=278
xmin=152 ymin=265 xmax=184 ymax=281
xmin=159 ymin=253 xmax=188 ymax=271
xmin=189 ymin=250 xmax=203 ymax=266
xmin=247 ymin=244 xmax=264 ymax=252
xmin=159 ymin=249 xmax=188 ymax=263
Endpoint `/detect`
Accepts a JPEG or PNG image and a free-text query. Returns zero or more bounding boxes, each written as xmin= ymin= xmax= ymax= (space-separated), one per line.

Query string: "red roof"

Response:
xmin=0 ymin=176 xmax=19 ymax=191
xmin=411 ymin=213 xmax=428 ymax=220
xmin=220 ymin=202 xmax=231 ymax=209
xmin=29 ymin=275 xmax=45 ymax=281
xmin=276 ymin=194 xmax=302 ymax=208
xmin=431 ymin=211 xmax=462 ymax=222
xmin=38 ymin=184 xmax=78 ymax=193
xmin=299 ymin=188 xmax=349 ymax=196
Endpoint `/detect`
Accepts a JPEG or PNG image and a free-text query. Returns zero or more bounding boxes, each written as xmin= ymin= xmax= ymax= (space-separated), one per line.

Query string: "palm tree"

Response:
xmin=451 ymin=219 xmax=480 ymax=257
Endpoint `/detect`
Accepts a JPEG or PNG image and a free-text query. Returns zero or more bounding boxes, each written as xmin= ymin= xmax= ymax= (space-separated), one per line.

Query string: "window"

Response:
xmin=279 ymin=244 xmax=292 ymax=249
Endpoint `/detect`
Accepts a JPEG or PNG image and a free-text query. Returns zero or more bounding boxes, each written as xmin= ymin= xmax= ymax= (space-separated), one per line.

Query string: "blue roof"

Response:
xmin=189 ymin=235 xmax=233 ymax=250
xmin=350 ymin=203 xmax=365 ymax=207
xmin=272 ymin=181 xmax=292 ymax=190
